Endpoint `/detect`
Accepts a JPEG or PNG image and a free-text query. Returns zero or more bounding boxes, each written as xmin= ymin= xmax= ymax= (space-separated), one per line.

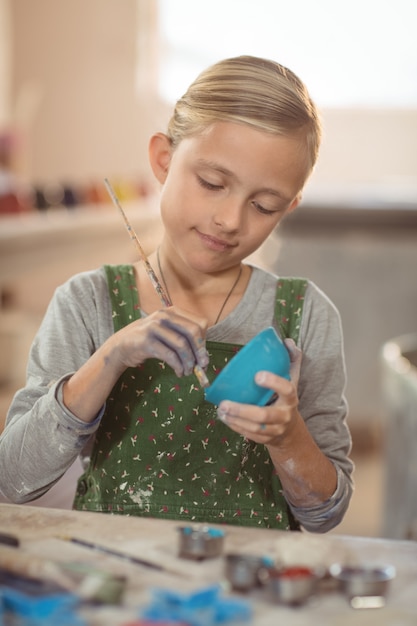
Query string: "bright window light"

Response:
xmin=158 ymin=0 xmax=417 ymax=108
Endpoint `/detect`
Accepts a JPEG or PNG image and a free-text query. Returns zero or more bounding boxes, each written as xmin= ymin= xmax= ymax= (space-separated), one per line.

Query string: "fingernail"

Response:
xmin=217 ymin=407 xmax=228 ymax=423
xmin=255 ymin=371 xmax=266 ymax=384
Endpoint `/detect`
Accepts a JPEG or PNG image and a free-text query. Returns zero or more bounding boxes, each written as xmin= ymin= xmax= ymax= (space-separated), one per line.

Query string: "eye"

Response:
xmin=197 ymin=175 xmax=224 ymax=191
xmin=251 ymin=201 xmax=277 ymax=216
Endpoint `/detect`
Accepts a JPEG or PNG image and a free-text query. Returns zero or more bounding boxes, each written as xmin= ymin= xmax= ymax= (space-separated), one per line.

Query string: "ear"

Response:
xmin=148 ymin=133 xmax=172 ymax=184
xmin=287 ymin=192 xmax=302 ymax=214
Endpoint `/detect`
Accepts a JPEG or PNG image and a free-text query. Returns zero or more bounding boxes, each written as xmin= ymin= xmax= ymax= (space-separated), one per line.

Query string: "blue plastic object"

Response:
xmin=140 ymin=584 xmax=252 ymax=625
xmin=0 ymin=587 xmax=85 ymax=626
xmin=181 ymin=526 xmax=225 ymax=538
xmin=205 ymin=327 xmax=290 ymax=407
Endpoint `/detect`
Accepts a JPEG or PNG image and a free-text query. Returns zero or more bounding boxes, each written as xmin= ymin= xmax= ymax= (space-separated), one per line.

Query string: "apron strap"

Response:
xmin=104 ymin=264 xmax=140 ymax=332
xmin=274 ymin=278 xmax=308 ymax=343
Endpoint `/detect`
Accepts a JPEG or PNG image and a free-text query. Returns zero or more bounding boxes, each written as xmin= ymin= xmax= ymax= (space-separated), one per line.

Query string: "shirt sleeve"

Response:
xmin=0 ymin=268 xmax=112 ymax=503
xmin=287 ymin=281 xmax=354 ymax=532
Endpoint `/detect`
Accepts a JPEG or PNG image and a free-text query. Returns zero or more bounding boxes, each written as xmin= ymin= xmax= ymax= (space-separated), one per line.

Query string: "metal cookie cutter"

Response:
xmin=266 ymin=565 xmax=319 ymax=606
xmin=177 ymin=525 xmax=225 ymax=560
xmin=225 ymin=553 xmax=273 ymax=592
xmin=329 ymin=564 xmax=396 ymax=609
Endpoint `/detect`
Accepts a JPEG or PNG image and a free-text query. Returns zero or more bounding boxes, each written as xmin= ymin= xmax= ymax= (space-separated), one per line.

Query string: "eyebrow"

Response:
xmin=196 ymin=159 xmax=234 ymax=177
xmin=195 ymin=159 xmax=290 ymax=202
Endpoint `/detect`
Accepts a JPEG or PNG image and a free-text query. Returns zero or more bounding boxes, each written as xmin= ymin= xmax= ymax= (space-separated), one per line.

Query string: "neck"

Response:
xmin=155 ymin=248 xmax=245 ymax=326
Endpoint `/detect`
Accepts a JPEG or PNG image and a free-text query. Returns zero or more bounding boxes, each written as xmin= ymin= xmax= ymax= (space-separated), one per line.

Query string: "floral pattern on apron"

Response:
xmin=74 ymin=265 xmax=307 ymax=530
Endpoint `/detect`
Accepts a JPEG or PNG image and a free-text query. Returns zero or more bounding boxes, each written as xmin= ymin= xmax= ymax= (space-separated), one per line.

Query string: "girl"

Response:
xmin=0 ymin=56 xmax=353 ymax=532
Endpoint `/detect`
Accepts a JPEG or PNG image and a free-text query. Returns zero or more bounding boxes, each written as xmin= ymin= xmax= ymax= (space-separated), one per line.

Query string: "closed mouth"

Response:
xmin=196 ymin=230 xmax=237 ymax=250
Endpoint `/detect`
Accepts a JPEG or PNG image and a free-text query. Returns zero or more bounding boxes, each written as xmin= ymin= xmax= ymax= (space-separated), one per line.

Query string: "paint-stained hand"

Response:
xmin=107 ymin=306 xmax=209 ymax=378
xmin=216 ymin=338 xmax=303 ymax=445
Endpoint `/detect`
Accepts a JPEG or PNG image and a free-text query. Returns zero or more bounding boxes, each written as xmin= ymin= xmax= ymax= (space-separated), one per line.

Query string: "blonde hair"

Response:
xmin=167 ymin=55 xmax=322 ymax=174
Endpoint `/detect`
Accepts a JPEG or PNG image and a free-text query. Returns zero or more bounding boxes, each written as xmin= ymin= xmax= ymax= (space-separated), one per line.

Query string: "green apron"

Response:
xmin=74 ymin=265 xmax=307 ymax=530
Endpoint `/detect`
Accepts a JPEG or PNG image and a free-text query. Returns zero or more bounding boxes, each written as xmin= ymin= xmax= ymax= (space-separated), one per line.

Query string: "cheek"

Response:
xmin=159 ymin=183 xmax=194 ymax=233
xmin=158 ymin=173 xmax=181 ymax=217
xmin=237 ymin=225 xmax=273 ymax=260
xmin=248 ymin=214 xmax=283 ymax=243
xmin=160 ymin=164 xmax=194 ymax=206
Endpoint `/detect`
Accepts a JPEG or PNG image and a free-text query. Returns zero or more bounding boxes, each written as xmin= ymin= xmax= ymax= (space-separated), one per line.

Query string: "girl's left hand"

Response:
xmin=216 ymin=339 xmax=303 ymax=446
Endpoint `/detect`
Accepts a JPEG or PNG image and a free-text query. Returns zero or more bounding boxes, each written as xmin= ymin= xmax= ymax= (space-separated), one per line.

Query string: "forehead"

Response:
xmin=175 ymin=121 xmax=311 ymax=194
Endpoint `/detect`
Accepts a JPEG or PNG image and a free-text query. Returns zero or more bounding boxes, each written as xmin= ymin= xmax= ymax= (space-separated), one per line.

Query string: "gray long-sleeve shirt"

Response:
xmin=0 ymin=264 xmax=353 ymax=532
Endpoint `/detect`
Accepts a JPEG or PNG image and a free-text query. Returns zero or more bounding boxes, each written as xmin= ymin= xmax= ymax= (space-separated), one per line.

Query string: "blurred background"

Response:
xmin=0 ymin=0 xmax=416 ymax=538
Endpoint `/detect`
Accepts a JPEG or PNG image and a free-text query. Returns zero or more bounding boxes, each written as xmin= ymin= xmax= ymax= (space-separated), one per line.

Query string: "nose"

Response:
xmin=213 ymin=198 xmax=245 ymax=232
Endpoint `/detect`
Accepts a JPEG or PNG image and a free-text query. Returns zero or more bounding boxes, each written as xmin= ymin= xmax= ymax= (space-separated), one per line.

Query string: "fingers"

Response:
xmin=284 ymin=337 xmax=301 ymax=362
xmin=159 ymin=313 xmax=209 ymax=368
xmin=255 ymin=370 xmax=294 ymax=396
xmin=148 ymin=315 xmax=208 ymax=377
xmin=114 ymin=306 xmax=209 ymax=377
xmin=284 ymin=338 xmax=302 ymax=385
xmin=216 ymin=371 xmax=299 ymax=442
xmin=217 ymin=400 xmax=286 ymax=442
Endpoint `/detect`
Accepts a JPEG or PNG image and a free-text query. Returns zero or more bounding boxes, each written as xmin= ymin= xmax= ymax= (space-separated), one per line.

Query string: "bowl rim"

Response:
xmin=329 ymin=563 xmax=396 ymax=582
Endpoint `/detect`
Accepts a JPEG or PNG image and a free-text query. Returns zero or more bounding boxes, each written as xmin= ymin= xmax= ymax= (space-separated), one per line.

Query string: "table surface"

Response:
xmin=0 ymin=503 xmax=416 ymax=625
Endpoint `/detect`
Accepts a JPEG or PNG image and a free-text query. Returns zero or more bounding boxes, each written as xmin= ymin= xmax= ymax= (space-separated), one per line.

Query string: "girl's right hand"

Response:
xmin=63 ymin=306 xmax=209 ymax=424
xmin=107 ymin=306 xmax=209 ymax=378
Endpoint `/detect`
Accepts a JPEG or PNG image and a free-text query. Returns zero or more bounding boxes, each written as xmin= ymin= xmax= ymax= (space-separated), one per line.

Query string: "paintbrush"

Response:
xmin=61 ymin=535 xmax=164 ymax=571
xmin=58 ymin=536 xmax=190 ymax=578
xmin=104 ymin=178 xmax=209 ymax=388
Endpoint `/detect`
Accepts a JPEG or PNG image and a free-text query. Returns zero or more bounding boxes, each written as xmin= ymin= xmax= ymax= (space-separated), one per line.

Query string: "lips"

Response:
xmin=196 ymin=230 xmax=237 ymax=252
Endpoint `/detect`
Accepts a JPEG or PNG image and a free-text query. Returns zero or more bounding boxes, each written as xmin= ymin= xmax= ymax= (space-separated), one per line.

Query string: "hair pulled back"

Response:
xmin=167 ymin=55 xmax=322 ymax=173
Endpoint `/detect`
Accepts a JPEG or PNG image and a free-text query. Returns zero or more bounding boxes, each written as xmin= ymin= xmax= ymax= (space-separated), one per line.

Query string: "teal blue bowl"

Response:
xmin=205 ymin=327 xmax=290 ymax=407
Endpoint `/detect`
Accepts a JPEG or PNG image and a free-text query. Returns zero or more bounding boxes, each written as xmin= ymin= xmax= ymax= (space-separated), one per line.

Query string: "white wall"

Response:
xmin=310 ymin=109 xmax=417 ymax=192
xmin=0 ymin=0 xmax=415 ymax=196
xmin=6 ymin=0 xmax=166 ymax=186
xmin=0 ymin=0 xmax=12 ymax=128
